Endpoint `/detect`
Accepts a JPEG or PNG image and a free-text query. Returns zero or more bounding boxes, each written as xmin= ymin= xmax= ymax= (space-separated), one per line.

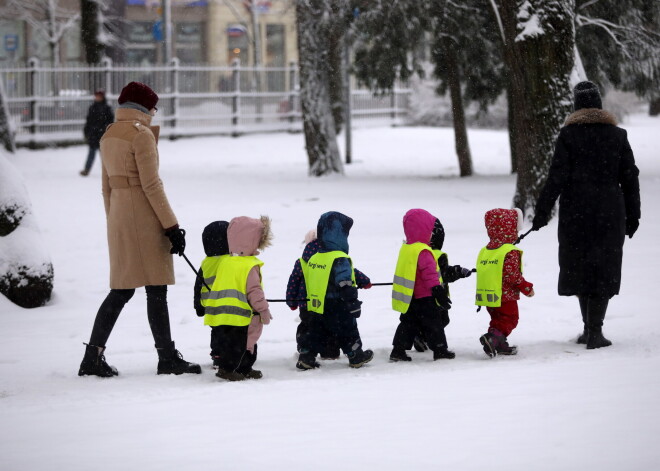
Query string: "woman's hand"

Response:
xmin=165 ymin=226 xmax=186 ymax=256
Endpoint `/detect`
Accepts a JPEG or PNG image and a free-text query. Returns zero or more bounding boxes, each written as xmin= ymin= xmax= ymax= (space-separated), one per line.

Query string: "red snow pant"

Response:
xmin=487 ymin=301 xmax=519 ymax=337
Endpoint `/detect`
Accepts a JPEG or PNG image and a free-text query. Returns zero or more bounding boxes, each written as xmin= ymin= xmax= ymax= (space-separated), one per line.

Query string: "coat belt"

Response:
xmin=108 ymin=176 xmax=141 ymax=189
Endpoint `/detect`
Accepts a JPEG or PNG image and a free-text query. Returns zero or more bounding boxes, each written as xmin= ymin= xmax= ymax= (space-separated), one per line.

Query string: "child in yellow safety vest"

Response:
xmin=476 ymin=208 xmax=534 ymax=358
xmin=196 ymin=216 xmax=273 ymax=381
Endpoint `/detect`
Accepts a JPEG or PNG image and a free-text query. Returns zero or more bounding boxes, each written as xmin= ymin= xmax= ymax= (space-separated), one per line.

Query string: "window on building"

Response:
xmin=227 ymin=24 xmax=248 ymax=65
xmin=175 ymin=22 xmax=203 ymax=64
xmin=126 ymin=21 xmax=157 ymax=65
xmin=265 ymin=24 xmax=285 ymax=91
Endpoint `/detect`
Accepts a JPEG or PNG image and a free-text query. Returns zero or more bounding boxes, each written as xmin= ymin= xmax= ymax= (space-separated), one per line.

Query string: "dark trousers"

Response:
xmin=307 ymin=300 xmax=362 ymax=356
xmin=297 ymin=308 xmax=341 ymax=358
xmin=393 ymin=297 xmax=448 ymax=352
xmin=578 ymin=295 xmax=609 ymax=330
xmin=88 ymin=285 xmax=173 ymax=349
xmin=84 ymin=145 xmax=98 ymax=172
xmin=210 ymin=325 xmax=256 ymax=373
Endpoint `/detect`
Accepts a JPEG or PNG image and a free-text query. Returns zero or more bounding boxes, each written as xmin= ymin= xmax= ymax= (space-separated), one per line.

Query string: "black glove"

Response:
xmin=531 ymin=213 xmax=548 ymax=231
xmin=459 ymin=267 xmax=472 ymax=278
xmin=165 ymin=226 xmax=186 ymax=256
xmin=432 ymin=285 xmax=452 ymax=311
xmin=626 ymin=218 xmax=639 ymax=239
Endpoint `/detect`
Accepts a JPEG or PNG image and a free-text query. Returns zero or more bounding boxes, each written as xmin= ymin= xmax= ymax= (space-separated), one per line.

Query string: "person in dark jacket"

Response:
xmin=532 ymin=81 xmax=641 ymax=350
xmin=80 ymin=89 xmax=114 ymax=176
xmin=286 ymin=229 xmax=372 ymax=367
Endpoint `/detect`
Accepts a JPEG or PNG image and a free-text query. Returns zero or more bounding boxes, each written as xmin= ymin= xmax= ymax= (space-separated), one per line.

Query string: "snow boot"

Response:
xmin=156 ymin=342 xmax=202 ymax=375
xmin=497 ymin=338 xmax=518 ymax=356
xmin=576 ymin=328 xmax=588 ymax=345
xmin=243 ymin=369 xmax=263 ymax=379
xmin=389 ymin=347 xmax=412 ymax=362
xmin=78 ymin=343 xmax=118 ymax=377
xmin=413 ymin=335 xmax=429 ymax=352
xmin=586 ymin=298 xmax=612 ymax=350
xmin=480 ymin=332 xmax=500 ymax=358
xmin=216 ymin=368 xmax=246 ymax=381
xmin=348 ymin=348 xmax=374 ymax=368
xmin=577 ymin=297 xmax=588 ymax=344
xmin=586 ymin=329 xmax=612 ymax=349
xmin=433 ymin=347 xmax=455 ymax=360
xmin=296 ymin=353 xmax=320 ymax=370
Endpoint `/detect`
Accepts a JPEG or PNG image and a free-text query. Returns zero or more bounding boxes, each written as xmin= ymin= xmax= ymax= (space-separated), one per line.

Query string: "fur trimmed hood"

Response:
xmin=227 ymin=215 xmax=273 ymax=256
xmin=564 ymin=108 xmax=617 ymax=127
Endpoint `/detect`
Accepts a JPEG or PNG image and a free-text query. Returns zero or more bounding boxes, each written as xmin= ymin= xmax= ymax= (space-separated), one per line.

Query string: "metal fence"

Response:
xmin=0 ymin=58 xmax=411 ymax=145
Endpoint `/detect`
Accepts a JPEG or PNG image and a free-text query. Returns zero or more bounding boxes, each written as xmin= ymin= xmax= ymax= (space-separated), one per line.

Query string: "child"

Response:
xmin=286 ymin=229 xmax=372 ymax=369
xmin=297 ymin=211 xmax=373 ymax=369
xmin=476 ymin=208 xmax=534 ymax=357
xmin=390 ymin=209 xmax=456 ymax=362
xmin=197 ymin=216 xmax=273 ymax=381
xmin=412 ymin=216 xmax=473 ymax=353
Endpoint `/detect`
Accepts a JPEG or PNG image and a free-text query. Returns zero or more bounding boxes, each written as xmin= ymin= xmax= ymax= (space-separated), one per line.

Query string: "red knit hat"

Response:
xmin=117 ymin=81 xmax=159 ymax=110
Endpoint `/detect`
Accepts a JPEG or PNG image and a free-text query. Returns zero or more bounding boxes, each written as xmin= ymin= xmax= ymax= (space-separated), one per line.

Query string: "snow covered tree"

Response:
xmin=0 ymin=79 xmax=14 ymax=153
xmin=3 ymin=0 xmax=80 ymax=66
xmin=492 ymin=0 xmax=575 ymax=216
xmin=575 ymin=0 xmax=660 ymax=104
xmin=0 ymin=152 xmax=54 ymax=308
xmin=296 ymin=0 xmax=345 ymax=176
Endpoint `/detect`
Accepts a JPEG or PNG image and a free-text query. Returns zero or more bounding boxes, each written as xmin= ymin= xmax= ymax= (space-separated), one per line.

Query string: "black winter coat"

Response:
xmin=535 ymin=108 xmax=641 ymax=298
xmin=83 ymin=100 xmax=114 ymax=148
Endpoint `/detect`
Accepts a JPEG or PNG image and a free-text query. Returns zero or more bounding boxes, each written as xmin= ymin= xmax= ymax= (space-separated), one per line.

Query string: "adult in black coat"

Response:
xmin=532 ymin=81 xmax=641 ymax=350
xmin=80 ymin=89 xmax=114 ymax=176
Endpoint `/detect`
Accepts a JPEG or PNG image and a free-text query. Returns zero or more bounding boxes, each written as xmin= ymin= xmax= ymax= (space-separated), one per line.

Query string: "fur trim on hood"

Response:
xmin=564 ymin=108 xmax=617 ymax=127
xmin=227 ymin=215 xmax=273 ymax=256
xmin=303 ymin=230 xmax=317 ymax=245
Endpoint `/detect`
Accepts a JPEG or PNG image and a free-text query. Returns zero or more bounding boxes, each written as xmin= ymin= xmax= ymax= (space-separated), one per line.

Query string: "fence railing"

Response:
xmin=0 ymin=58 xmax=411 ymax=145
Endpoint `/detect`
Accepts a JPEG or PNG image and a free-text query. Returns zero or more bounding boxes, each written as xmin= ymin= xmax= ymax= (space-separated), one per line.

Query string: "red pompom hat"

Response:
xmin=117 ymin=81 xmax=159 ymax=111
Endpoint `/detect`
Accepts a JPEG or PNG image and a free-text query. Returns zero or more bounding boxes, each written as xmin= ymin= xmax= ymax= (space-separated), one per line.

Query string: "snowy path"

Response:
xmin=1 ymin=115 xmax=659 ymax=470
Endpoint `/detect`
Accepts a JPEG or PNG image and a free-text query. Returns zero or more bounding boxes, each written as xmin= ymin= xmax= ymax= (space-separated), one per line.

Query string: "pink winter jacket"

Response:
xmin=403 ymin=209 xmax=441 ymax=299
xmin=228 ymin=216 xmax=273 ymax=353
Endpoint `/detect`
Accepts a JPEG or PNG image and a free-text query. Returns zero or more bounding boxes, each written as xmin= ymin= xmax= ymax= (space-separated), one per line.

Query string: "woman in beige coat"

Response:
xmin=78 ymin=82 xmax=200 ymax=377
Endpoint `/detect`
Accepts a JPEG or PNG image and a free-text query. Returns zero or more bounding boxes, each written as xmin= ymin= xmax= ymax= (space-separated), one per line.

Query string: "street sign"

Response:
xmin=4 ymin=34 xmax=18 ymax=52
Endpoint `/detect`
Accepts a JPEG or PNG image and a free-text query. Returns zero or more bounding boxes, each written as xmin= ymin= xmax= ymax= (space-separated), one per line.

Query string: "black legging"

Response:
xmin=89 ymin=285 xmax=172 ymax=349
xmin=578 ymin=295 xmax=609 ymax=330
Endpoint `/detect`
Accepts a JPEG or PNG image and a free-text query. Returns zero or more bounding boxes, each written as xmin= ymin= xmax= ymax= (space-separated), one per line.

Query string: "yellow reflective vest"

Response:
xmin=200 ymin=254 xmax=263 ymax=327
xmin=303 ymin=251 xmax=355 ymax=314
xmin=392 ymin=242 xmax=440 ymax=314
xmin=475 ymin=244 xmax=522 ymax=308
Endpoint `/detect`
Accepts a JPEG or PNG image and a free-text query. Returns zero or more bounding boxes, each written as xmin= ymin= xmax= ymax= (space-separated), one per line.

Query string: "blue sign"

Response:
xmin=152 ymin=21 xmax=163 ymax=42
xmin=4 ymin=34 xmax=18 ymax=52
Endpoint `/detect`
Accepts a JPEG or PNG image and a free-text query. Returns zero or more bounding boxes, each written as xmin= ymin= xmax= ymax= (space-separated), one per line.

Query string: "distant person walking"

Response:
xmin=78 ymin=81 xmax=201 ymax=377
xmin=532 ymin=81 xmax=641 ymax=350
xmin=80 ymin=89 xmax=114 ymax=176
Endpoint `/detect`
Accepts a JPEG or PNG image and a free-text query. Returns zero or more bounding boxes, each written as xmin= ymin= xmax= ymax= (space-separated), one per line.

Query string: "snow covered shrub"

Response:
xmin=0 ymin=152 xmax=53 ymax=308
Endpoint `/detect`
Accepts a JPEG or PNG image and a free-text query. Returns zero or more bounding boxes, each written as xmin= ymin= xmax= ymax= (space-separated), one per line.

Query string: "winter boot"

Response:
xmin=576 ymin=328 xmax=588 ymax=345
xmin=216 ymin=368 xmax=246 ymax=381
xmin=348 ymin=348 xmax=374 ymax=368
xmin=296 ymin=353 xmax=321 ymax=370
xmin=577 ymin=296 xmax=588 ymax=344
xmin=78 ymin=343 xmax=118 ymax=377
xmin=433 ymin=347 xmax=456 ymax=360
xmin=413 ymin=335 xmax=429 ymax=353
xmin=586 ymin=297 xmax=612 ymax=350
xmin=496 ymin=337 xmax=518 ymax=356
xmin=480 ymin=328 xmax=505 ymax=358
xmin=156 ymin=342 xmax=202 ymax=375
xmin=243 ymin=369 xmax=263 ymax=379
xmin=586 ymin=328 xmax=612 ymax=350
xmin=389 ymin=347 xmax=412 ymax=362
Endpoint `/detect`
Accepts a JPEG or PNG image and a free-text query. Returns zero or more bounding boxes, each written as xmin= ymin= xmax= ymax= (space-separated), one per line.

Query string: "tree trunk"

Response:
xmin=81 ymin=0 xmax=103 ymax=64
xmin=443 ymin=37 xmax=472 ymax=177
xmin=296 ymin=0 xmax=344 ymax=176
xmin=650 ymin=97 xmax=660 ymax=116
xmin=497 ymin=0 xmax=574 ymax=217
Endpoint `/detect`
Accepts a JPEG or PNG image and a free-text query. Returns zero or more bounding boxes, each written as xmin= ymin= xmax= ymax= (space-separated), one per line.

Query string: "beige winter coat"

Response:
xmin=100 ymin=108 xmax=178 ymax=289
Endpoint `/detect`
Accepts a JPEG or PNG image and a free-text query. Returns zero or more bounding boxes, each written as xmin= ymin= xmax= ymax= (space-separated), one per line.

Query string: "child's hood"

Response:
xmin=202 ymin=221 xmax=229 ymax=256
xmin=403 ymin=209 xmax=436 ymax=245
xmin=228 ymin=215 xmax=273 ymax=256
xmin=317 ymin=211 xmax=353 ymax=253
xmin=485 ymin=208 xmax=523 ymax=247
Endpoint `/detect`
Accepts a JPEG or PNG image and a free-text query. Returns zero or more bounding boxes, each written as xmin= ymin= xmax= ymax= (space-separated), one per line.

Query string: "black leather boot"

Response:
xmin=78 ymin=343 xmax=118 ymax=377
xmin=156 ymin=342 xmax=202 ymax=375
xmin=348 ymin=348 xmax=374 ymax=368
xmin=586 ymin=296 xmax=612 ymax=350
xmin=577 ymin=297 xmax=588 ymax=344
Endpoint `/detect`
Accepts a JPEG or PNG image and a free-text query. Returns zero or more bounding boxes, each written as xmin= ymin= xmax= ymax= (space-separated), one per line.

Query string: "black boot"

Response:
xmin=296 ymin=352 xmax=321 ymax=370
xmin=433 ymin=346 xmax=456 ymax=360
xmin=348 ymin=348 xmax=374 ymax=368
xmin=577 ymin=296 xmax=588 ymax=344
xmin=156 ymin=342 xmax=202 ymax=375
xmin=413 ymin=335 xmax=428 ymax=352
xmin=78 ymin=343 xmax=118 ymax=377
xmin=389 ymin=347 xmax=412 ymax=362
xmin=216 ymin=368 xmax=246 ymax=381
xmin=586 ymin=296 xmax=612 ymax=350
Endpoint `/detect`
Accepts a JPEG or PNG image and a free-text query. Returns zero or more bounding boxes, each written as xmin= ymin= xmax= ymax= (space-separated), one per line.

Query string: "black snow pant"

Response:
xmin=297 ymin=307 xmax=341 ymax=358
xmin=578 ymin=295 xmax=610 ymax=331
xmin=210 ymin=324 xmax=253 ymax=373
xmin=88 ymin=285 xmax=173 ymax=349
xmin=307 ymin=300 xmax=363 ymax=356
xmin=392 ymin=297 xmax=449 ymax=352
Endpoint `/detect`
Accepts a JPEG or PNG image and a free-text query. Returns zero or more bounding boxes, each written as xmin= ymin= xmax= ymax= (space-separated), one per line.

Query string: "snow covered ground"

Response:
xmin=1 ymin=114 xmax=659 ymax=470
